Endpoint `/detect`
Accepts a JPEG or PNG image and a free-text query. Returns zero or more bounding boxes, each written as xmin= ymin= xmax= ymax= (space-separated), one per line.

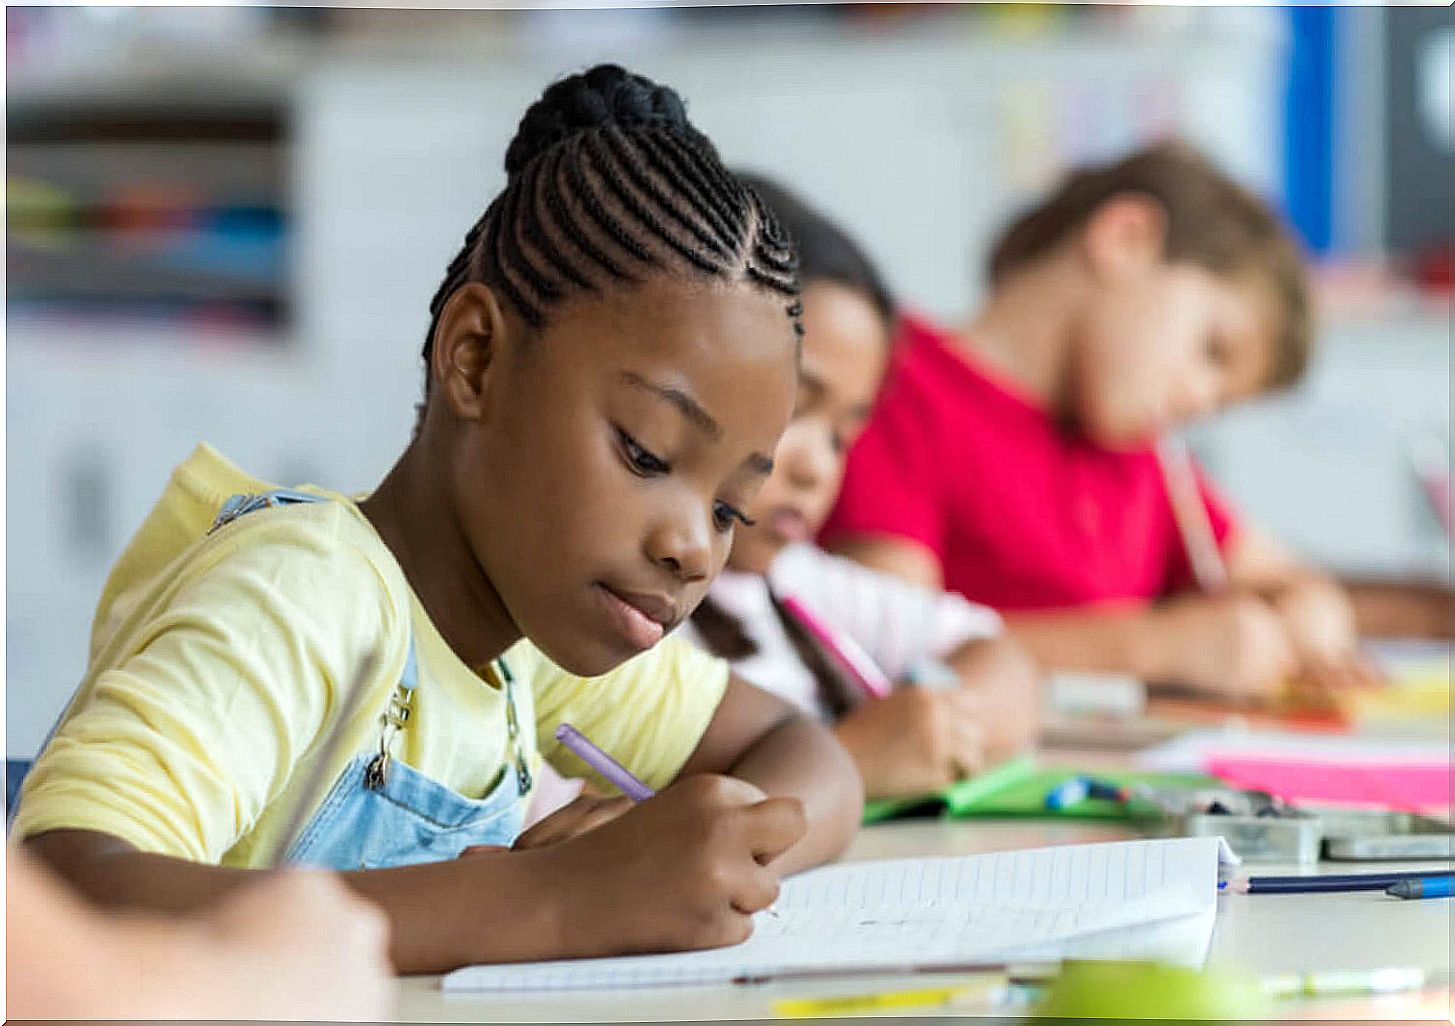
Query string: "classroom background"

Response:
xmin=5 ymin=4 xmax=1452 ymax=756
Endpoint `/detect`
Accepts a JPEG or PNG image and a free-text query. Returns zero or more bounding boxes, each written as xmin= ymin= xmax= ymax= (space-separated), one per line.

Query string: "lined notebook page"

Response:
xmin=444 ymin=836 xmax=1221 ymax=992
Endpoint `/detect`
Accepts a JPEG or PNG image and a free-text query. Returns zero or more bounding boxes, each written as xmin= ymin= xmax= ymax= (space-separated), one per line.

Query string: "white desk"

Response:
xmin=391 ymin=819 xmax=1452 ymax=1022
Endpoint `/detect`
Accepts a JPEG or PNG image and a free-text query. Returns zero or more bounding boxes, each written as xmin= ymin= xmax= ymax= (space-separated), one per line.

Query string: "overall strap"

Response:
xmin=209 ymin=488 xmax=324 ymax=535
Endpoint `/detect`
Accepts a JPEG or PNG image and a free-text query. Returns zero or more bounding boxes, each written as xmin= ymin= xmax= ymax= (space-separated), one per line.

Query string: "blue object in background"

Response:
xmin=6 ymin=759 xmax=33 ymax=817
xmin=1386 ymin=875 xmax=1454 ymax=900
xmin=1045 ymin=776 xmax=1091 ymax=811
xmin=1282 ymin=5 xmax=1337 ymax=254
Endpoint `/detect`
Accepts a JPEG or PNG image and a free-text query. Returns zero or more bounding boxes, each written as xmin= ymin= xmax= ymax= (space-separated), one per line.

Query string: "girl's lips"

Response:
xmin=596 ymin=584 xmax=669 ymax=650
xmin=765 ymin=506 xmax=812 ymax=545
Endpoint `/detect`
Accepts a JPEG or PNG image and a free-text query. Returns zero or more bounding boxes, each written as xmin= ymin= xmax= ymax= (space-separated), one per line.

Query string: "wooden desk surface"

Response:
xmin=391 ymin=818 xmax=1452 ymax=1022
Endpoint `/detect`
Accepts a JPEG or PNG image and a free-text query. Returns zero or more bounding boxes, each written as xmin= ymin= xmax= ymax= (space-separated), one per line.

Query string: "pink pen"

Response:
xmin=779 ymin=594 xmax=893 ymax=700
xmin=554 ymin=723 xmax=654 ymax=802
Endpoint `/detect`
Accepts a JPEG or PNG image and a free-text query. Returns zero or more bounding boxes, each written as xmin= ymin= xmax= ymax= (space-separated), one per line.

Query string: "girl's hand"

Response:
xmin=949 ymin=635 xmax=1043 ymax=760
xmin=511 ymin=790 xmax=633 ymax=851
xmin=833 ymin=687 xmax=986 ymax=798
xmin=1148 ymin=593 xmax=1298 ymax=702
xmin=535 ymin=774 xmax=805 ymax=956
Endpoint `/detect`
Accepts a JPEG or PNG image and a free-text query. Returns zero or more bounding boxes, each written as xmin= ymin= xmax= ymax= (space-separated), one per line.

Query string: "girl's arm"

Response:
xmin=28 ymin=761 xmax=809 ymax=975
xmin=673 ymin=675 xmax=862 ymax=875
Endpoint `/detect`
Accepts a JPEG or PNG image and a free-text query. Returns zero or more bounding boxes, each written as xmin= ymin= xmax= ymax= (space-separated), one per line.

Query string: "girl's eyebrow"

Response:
xmin=619 ymin=371 xmax=720 ymax=440
xmin=618 ymin=370 xmax=775 ymax=476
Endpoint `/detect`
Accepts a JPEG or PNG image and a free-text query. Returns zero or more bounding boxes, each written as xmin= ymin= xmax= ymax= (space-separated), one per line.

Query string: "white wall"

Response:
xmin=1192 ymin=312 xmax=1452 ymax=579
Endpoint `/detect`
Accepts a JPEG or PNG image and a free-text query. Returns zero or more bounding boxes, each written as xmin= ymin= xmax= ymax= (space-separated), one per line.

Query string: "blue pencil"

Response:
xmin=1386 ymin=876 xmax=1454 ymax=900
xmin=1228 ymin=870 xmax=1453 ymax=895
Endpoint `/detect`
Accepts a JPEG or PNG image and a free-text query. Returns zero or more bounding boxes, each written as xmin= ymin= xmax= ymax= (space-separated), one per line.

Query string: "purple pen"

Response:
xmin=554 ymin=722 xmax=655 ymax=802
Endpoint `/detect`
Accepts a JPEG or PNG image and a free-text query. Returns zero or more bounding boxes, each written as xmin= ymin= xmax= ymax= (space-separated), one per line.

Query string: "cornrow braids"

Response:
xmin=599 ymin=127 xmax=735 ymax=263
xmin=420 ymin=64 xmax=803 ymax=403
xmin=735 ymin=171 xmax=896 ymax=325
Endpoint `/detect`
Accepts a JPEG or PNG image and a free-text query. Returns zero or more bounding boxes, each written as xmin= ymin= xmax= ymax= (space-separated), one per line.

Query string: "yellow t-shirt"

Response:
xmin=14 ymin=444 xmax=730 ymax=867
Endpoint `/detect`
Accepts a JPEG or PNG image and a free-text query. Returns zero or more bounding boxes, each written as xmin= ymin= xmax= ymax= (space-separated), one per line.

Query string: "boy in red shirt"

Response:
xmin=822 ymin=142 xmax=1365 ymax=701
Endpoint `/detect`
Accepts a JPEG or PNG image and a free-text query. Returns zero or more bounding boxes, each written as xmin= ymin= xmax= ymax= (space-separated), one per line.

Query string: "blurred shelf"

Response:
xmin=7 ymin=110 xmax=286 ymax=145
xmin=8 ymin=51 xmax=296 ymax=342
xmin=9 ymin=236 xmax=285 ymax=300
xmin=4 ymin=309 xmax=293 ymax=358
xmin=8 ymin=143 xmax=284 ymax=208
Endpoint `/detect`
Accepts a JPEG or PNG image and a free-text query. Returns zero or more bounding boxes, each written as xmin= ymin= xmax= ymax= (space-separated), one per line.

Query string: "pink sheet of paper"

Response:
xmin=1206 ymin=755 xmax=1453 ymax=813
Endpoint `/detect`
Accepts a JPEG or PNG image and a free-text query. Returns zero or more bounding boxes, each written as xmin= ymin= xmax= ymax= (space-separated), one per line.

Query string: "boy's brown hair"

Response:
xmin=986 ymin=140 xmax=1312 ymax=390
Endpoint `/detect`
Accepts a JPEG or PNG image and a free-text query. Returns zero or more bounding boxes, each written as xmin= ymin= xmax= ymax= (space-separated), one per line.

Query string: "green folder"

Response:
xmin=862 ymin=756 xmax=1221 ymax=824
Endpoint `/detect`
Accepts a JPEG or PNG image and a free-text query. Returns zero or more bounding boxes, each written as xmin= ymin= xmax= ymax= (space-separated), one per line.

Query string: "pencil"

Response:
xmin=1262 ymin=967 xmax=1426 ymax=999
xmin=771 ymin=977 xmax=1006 ymax=1017
xmin=554 ymin=722 xmax=655 ymax=802
xmin=1227 ymin=870 xmax=1453 ymax=895
xmin=1156 ymin=437 xmax=1228 ymax=593
xmin=1386 ymin=876 xmax=1454 ymax=900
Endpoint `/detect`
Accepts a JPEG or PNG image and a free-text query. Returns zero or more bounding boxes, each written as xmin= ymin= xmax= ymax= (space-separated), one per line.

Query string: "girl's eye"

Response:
xmin=1204 ymin=336 xmax=1231 ymax=368
xmin=618 ymin=430 xmax=670 ymax=476
xmin=712 ymin=500 xmax=754 ymax=533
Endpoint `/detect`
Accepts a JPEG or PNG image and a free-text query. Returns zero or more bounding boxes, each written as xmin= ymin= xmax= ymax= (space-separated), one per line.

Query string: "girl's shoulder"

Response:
xmin=769 ymin=541 xmax=881 ymax=593
xmin=91 ymin=445 xmax=410 ymax=659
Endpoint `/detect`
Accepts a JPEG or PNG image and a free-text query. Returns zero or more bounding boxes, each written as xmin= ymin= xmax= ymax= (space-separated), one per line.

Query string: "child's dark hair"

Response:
xmin=421 ymin=65 xmax=802 ymax=402
xmin=690 ymin=172 xmax=892 ymax=719
xmin=987 ymin=140 xmax=1312 ymax=390
xmin=734 ymin=172 xmax=895 ymax=324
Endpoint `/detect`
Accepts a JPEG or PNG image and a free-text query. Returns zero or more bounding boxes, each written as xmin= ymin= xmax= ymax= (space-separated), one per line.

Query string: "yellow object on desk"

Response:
xmin=1349 ymin=642 xmax=1453 ymax=727
xmin=772 ymin=977 xmax=1005 ymax=1018
xmin=1342 ymin=670 xmax=1451 ymax=725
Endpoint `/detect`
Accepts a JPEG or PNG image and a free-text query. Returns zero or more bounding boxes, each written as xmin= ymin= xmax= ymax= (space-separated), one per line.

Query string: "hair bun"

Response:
xmin=504 ymin=64 xmax=712 ymax=178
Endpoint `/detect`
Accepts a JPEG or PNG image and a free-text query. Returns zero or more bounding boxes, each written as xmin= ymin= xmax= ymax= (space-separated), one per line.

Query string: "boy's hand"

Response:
xmin=833 ymin=687 xmax=986 ymax=797
xmin=1270 ymin=578 xmax=1367 ymax=684
xmin=536 ymin=774 xmax=805 ymax=956
xmin=1150 ymin=593 xmax=1297 ymax=702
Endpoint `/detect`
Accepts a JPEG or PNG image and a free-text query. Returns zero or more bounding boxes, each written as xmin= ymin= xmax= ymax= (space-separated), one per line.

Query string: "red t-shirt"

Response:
xmin=820 ymin=314 xmax=1237 ymax=612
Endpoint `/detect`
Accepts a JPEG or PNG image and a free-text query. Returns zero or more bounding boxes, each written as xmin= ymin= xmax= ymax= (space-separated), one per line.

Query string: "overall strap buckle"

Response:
xmin=209 ymin=489 xmax=321 ymax=535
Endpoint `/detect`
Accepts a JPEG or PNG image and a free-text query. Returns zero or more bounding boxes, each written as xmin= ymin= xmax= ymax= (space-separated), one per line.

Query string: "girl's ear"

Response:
xmin=430 ymin=283 xmax=514 ymax=422
xmin=1079 ymin=193 xmax=1169 ymax=284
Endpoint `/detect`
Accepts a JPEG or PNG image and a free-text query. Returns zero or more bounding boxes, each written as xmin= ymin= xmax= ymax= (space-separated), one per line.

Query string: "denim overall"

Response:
xmin=12 ymin=489 xmax=532 ymax=868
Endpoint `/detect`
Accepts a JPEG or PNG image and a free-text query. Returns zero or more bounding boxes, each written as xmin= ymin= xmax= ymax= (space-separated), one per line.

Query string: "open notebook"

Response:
xmin=444 ymin=836 xmax=1223 ymax=992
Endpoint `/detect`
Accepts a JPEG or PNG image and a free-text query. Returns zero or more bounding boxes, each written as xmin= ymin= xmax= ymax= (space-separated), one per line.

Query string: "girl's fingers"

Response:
xmin=731 ymin=866 xmax=782 ymax=915
xmin=745 ymin=797 xmax=809 ymax=865
xmin=564 ymin=796 xmax=633 ymax=839
xmin=512 ymin=794 xmax=610 ymax=850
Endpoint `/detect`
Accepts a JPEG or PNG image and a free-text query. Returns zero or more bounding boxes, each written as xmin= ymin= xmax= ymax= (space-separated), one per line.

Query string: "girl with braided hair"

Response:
xmin=15 ymin=64 xmax=861 ymax=974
